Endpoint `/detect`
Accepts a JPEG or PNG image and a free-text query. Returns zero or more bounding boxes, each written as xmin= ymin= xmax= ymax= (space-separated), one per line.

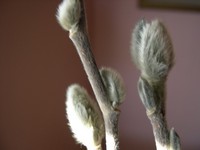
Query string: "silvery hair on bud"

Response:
xmin=66 ymin=84 xmax=105 ymax=149
xmin=131 ymin=20 xmax=174 ymax=82
xmin=100 ymin=67 xmax=125 ymax=109
xmin=56 ymin=0 xmax=81 ymax=31
xmin=169 ymin=128 xmax=181 ymax=150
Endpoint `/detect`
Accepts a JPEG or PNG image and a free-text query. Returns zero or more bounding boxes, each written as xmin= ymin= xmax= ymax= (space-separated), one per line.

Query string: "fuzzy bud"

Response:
xmin=138 ymin=77 xmax=166 ymax=115
xmin=56 ymin=0 xmax=81 ymax=32
xmin=169 ymin=128 xmax=181 ymax=150
xmin=66 ymin=84 xmax=105 ymax=149
xmin=100 ymin=67 xmax=125 ymax=109
xmin=131 ymin=20 xmax=174 ymax=82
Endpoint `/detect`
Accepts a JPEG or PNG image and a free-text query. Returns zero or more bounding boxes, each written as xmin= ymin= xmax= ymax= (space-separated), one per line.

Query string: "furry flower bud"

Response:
xmin=131 ymin=20 xmax=174 ymax=82
xmin=100 ymin=67 xmax=125 ymax=109
xmin=66 ymin=84 xmax=104 ymax=149
xmin=169 ymin=128 xmax=181 ymax=150
xmin=56 ymin=0 xmax=81 ymax=32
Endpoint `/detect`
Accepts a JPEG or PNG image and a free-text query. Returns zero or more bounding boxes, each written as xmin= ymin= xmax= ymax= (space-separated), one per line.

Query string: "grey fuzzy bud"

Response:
xmin=66 ymin=84 xmax=105 ymax=149
xmin=100 ymin=67 xmax=125 ymax=109
xmin=169 ymin=128 xmax=181 ymax=150
xmin=56 ymin=0 xmax=81 ymax=32
xmin=138 ymin=77 xmax=157 ymax=115
xmin=131 ymin=20 xmax=174 ymax=82
xmin=138 ymin=77 xmax=166 ymax=115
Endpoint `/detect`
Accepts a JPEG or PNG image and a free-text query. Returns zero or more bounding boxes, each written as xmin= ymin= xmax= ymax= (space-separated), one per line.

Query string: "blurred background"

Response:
xmin=0 ymin=0 xmax=200 ymax=149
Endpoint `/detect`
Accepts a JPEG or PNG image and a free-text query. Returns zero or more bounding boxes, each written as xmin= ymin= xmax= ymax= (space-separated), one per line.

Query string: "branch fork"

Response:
xmin=57 ymin=0 xmax=125 ymax=150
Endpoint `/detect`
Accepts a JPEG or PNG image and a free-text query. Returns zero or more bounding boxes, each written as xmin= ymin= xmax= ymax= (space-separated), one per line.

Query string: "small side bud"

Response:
xmin=131 ymin=19 xmax=174 ymax=82
xmin=66 ymin=84 xmax=105 ymax=149
xmin=169 ymin=128 xmax=181 ymax=150
xmin=56 ymin=0 xmax=81 ymax=32
xmin=138 ymin=77 xmax=157 ymax=115
xmin=100 ymin=67 xmax=125 ymax=109
xmin=138 ymin=77 xmax=166 ymax=115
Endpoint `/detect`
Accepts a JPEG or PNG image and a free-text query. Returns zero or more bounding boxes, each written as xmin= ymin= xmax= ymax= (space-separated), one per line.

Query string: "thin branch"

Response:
xmin=56 ymin=0 xmax=124 ymax=149
xmin=70 ymin=26 xmax=120 ymax=150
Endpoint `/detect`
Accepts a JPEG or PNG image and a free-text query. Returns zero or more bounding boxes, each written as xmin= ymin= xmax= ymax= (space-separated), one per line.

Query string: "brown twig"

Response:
xmin=57 ymin=0 xmax=122 ymax=149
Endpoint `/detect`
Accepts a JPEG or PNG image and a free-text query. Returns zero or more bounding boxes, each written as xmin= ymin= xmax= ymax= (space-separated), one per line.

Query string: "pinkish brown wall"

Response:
xmin=0 ymin=0 xmax=200 ymax=150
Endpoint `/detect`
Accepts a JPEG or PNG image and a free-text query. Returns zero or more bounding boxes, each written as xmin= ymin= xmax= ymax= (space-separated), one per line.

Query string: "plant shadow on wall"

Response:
xmin=56 ymin=0 xmax=181 ymax=150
